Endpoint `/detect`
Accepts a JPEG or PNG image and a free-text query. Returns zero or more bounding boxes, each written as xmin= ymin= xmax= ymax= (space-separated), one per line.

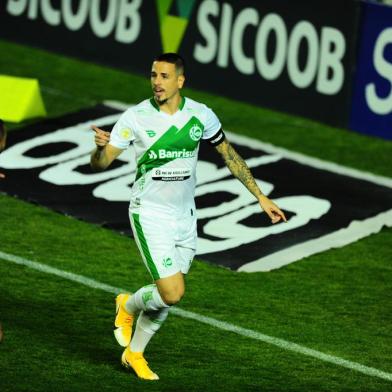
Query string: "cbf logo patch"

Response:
xmin=120 ymin=128 xmax=132 ymax=140
xmin=189 ymin=124 xmax=202 ymax=141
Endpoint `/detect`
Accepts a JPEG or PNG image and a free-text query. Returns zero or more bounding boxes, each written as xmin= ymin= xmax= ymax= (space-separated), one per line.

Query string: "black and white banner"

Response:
xmin=1 ymin=102 xmax=392 ymax=272
xmin=0 ymin=0 xmax=360 ymax=127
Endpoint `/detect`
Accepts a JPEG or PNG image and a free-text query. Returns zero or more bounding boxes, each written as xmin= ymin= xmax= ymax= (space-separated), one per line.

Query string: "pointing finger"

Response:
xmin=91 ymin=125 xmax=101 ymax=133
xmin=91 ymin=125 xmax=109 ymax=135
xmin=270 ymin=209 xmax=287 ymax=224
xmin=279 ymin=210 xmax=287 ymax=222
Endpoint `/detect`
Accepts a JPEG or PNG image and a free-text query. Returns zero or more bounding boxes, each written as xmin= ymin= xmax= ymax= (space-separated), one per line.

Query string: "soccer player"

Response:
xmin=90 ymin=53 xmax=286 ymax=381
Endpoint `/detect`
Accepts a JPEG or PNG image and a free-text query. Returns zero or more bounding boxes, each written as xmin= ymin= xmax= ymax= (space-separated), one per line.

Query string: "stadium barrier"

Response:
xmin=349 ymin=1 xmax=392 ymax=140
xmin=0 ymin=0 xmax=389 ymax=138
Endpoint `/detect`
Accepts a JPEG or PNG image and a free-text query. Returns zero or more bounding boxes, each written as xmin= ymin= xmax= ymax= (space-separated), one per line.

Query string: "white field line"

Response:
xmin=1 ymin=250 xmax=391 ymax=382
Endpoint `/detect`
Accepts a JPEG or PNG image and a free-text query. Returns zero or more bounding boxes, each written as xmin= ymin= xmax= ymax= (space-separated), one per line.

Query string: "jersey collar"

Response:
xmin=149 ymin=96 xmax=186 ymax=112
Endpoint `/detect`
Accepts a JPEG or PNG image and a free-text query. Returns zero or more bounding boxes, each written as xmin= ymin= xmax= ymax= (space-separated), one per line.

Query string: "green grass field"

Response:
xmin=0 ymin=39 xmax=391 ymax=392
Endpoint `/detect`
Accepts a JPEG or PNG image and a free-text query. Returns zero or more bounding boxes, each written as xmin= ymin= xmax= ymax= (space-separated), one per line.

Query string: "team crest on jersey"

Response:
xmin=189 ymin=124 xmax=202 ymax=141
xmin=120 ymin=128 xmax=132 ymax=140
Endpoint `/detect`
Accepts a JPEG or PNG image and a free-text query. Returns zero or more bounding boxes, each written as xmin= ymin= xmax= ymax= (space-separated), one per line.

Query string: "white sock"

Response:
xmin=130 ymin=308 xmax=170 ymax=353
xmin=125 ymin=284 xmax=168 ymax=313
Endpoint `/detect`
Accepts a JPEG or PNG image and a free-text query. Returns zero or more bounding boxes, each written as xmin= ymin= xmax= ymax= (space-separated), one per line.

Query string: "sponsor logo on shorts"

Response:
xmin=163 ymin=257 xmax=173 ymax=268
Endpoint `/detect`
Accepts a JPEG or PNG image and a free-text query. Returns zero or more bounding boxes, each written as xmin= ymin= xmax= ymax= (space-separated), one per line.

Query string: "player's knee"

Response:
xmin=160 ymin=287 xmax=184 ymax=305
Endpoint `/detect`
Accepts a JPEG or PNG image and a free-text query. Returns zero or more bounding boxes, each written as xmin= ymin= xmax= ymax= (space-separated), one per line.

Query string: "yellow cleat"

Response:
xmin=114 ymin=293 xmax=134 ymax=347
xmin=121 ymin=347 xmax=159 ymax=381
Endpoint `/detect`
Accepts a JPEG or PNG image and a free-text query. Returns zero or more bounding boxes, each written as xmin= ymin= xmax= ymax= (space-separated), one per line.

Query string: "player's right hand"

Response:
xmin=91 ymin=125 xmax=110 ymax=149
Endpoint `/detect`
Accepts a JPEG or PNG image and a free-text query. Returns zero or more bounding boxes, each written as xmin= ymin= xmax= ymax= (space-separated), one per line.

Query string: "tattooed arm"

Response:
xmin=215 ymin=138 xmax=287 ymax=224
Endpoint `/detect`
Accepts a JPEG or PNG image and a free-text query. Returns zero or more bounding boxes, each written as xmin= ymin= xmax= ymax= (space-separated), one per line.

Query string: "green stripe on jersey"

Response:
xmin=135 ymin=115 xmax=203 ymax=181
xmin=178 ymin=96 xmax=186 ymax=110
xmin=132 ymin=214 xmax=160 ymax=280
xmin=149 ymin=97 xmax=160 ymax=111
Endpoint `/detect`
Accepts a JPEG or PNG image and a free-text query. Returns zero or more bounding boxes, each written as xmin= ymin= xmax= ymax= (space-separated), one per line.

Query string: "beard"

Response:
xmin=156 ymin=97 xmax=168 ymax=105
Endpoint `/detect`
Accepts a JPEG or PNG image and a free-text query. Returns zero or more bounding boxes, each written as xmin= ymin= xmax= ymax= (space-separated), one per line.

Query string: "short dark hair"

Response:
xmin=154 ymin=53 xmax=185 ymax=75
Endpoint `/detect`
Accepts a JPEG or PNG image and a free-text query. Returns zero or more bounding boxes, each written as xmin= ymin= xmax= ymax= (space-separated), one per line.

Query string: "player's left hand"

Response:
xmin=258 ymin=195 xmax=287 ymax=224
xmin=0 ymin=172 xmax=5 ymax=179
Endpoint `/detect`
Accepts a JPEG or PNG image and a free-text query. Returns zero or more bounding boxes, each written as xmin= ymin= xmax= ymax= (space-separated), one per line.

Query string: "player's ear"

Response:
xmin=178 ymin=74 xmax=185 ymax=89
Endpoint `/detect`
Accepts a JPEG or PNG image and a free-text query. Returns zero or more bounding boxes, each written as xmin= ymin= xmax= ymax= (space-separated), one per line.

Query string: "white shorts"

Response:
xmin=129 ymin=210 xmax=197 ymax=280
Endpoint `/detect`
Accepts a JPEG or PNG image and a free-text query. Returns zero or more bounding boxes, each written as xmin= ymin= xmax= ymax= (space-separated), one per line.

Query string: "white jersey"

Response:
xmin=109 ymin=97 xmax=222 ymax=217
